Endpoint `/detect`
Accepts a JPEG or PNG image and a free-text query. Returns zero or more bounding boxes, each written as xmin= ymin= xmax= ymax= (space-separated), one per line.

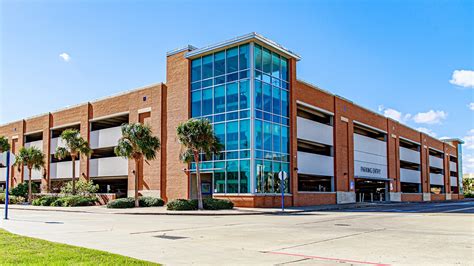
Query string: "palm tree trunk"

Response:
xmin=28 ymin=167 xmax=32 ymax=204
xmin=71 ymin=157 xmax=76 ymax=195
xmin=134 ymin=158 xmax=139 ymax=207
xmin=194 ymin=152 xmax=203 ymax=210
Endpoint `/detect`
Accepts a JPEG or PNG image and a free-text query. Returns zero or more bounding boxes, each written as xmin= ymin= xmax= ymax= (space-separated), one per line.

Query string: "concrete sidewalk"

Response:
xmin=0 ymin=201 xmax=435 ymax=216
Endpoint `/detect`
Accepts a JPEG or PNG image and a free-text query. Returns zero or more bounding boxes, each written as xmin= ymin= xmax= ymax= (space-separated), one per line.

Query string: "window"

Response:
xmin=297 ymin=106 xmax=332 ymax=126
xmin=281 ymin=58 xmax=288 ymax=81
xmin=400 ymin=160 xmax=420 ymax=171
xmin=214 ymin=85 xmax=225 ymax=113
xmin=399 ymin=139 xmax=419 ymax=151
xmin=226 ymin=82 xmax=238 ymax=112
xmin=240 ymin=160 xmax=250 ymax=193
xmin=281 ymin=90 xmax=288 ymax=117
xmin=226 ymin=121 xmax=238 ymax=150
xmin=191 ymin=91 xmax=201 ymax=117
xmin=263 ymin=83 xmax=272 ymax=112
xmin=226 ymin=160 xmax=238 ymax=193
xmin=298 ymin=174 xmax=333 ymax=192
xmin=255 ymin=80 xmax=263 ymax=110
xmin=214 ymin=51 xmax=225 ymax=76
xmin=272 ymin=86 xmax=281 ymax=115
xmin=401 ymin=182 xmax=420 ymax=193
xmin=353 ymin=124 xmax=386 ymax=141
xmin=273 ymin=124 xmax=281 ymax=153
xmin=239 ymin=80 xmax=249 ymax=109
xmin=239 ymin=44 xmax=249 ymax=70
xmin=202 ymin=55 xmax=213 ymax=80
xmin=191 ymin=58 xmax=201 ymax=82
xmin=262 ymin=47 xmax=272 ymax=74
xmin=272 ymin=53 xmax=280 ymax=78
xmin=263 ymin=122 xmax=272 ymax=151
xmin=202 ymin=88 xmax=212 ymax=116
xmin=226 ymin=47 xmax=238 ymax=73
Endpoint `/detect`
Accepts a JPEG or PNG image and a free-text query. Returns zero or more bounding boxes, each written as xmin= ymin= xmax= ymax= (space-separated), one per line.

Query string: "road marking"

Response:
xmin=439 ymin=206 xmax=474 ymax=213
xmin=266 ymin=251 xmax=390 ymax=266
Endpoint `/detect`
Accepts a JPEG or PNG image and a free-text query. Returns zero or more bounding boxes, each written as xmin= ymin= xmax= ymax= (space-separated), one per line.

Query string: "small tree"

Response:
xmin=176 ymin=119 xmax=222 ymax=210
xmin=114 ymin=123 xmax=161 ymax=207
xmin=55 ymin=129 xmax=92 ymax=195
xmin=13 ymin=147 xmax=45 ymax=203
xmin=0 ymin=136 xmax=10 ymax=154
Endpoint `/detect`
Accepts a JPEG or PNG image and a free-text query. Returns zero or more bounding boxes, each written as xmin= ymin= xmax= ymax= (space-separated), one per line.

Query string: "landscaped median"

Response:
xmin=0 ymin=229 xmax=159 ymax=265
xmin=106 ymin=197 xmax=234 ymax=211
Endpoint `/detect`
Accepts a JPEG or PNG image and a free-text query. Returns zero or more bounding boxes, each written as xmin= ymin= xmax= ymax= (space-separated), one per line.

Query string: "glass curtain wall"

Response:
xmin=190 ymin=42 xmax=290 ymax=194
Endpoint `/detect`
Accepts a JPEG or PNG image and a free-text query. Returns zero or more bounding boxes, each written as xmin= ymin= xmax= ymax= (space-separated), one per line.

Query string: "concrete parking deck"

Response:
xmin=1 ymin=200 xmax=473 ymax=265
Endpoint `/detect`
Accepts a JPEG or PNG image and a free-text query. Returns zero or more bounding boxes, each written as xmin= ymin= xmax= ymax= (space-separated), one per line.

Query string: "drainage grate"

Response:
xmin=154 ymin=235 xmax=188 ymax=240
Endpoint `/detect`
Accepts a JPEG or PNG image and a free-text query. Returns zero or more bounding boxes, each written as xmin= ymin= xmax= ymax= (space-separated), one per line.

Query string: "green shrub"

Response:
xmin=32 ymin=196 xmax=60 ymax=206
xmin=464 ymin=192 xmax=474 ymax=198
xmin=107 ymin=198 xmax=135 ymax=209
xmin=1 ymin=193 xmax=25 ymax=204
xmin=60 ymin=180 xmax=99 ymax=196
xmin=49 ymin=196 xmax=97 ymax=207
xmin=10 ymin=182 xmax=39 ymax=198
xmin=203 ymin=198 xmax=234 ymax=210
xmin=139 ymin=197 xmax=165 ymax=207
xmin=166 ymin=199 xmax=198 ymax=211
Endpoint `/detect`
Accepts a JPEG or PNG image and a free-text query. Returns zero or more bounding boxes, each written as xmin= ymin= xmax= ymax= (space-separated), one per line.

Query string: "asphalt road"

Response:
xmin=1 ymin=200 xmax=473 ymax=265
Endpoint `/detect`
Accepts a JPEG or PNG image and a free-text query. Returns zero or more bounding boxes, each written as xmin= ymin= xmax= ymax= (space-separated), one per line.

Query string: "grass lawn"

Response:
xmin=0 ymin=229 xmax=159 ymax=265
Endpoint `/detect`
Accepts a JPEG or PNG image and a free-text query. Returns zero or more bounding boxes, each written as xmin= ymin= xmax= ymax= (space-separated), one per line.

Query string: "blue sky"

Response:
xmin=1 ymin=0 xmax=473 ymax=172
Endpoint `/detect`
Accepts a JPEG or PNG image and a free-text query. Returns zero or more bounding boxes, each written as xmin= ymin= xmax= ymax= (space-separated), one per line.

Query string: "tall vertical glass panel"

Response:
xmin=190 ymin=42 xmax=290 ymax=194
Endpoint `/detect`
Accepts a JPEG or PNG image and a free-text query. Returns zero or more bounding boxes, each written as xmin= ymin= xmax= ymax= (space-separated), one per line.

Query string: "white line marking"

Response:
xmin=440 ymin=206 xmax=474 ymax=213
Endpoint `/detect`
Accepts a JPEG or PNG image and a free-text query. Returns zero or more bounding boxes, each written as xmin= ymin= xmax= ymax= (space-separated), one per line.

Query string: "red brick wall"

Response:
xmin=401 ymin=193 xmax=423 ymax=202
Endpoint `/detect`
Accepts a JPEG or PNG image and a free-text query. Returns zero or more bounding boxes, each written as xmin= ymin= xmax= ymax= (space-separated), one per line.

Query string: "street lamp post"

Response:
xmin=4 ymin=151 xmax=10 ymax=220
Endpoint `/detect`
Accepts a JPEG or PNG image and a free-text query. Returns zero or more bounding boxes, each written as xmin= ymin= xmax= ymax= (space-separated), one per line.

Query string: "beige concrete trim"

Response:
xmin=11 ymin=135 xmax=19 ymax=139
xmin=89 ymin=111 xmax=130 ymax=122
xmin=340 ymin=116 xmax=349 ymax=123
xmin=138 ymin=107 xmax=152 ymax=114
xmin=50 ymin=121 xmax=81 ymax=130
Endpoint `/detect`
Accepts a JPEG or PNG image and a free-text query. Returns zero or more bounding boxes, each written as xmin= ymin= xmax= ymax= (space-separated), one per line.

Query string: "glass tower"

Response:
xmin=190 ymin=42 xmax=290 ymax=194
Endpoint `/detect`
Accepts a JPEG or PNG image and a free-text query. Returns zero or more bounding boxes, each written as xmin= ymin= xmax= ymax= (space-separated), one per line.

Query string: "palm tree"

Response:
xmin=55 ymin=129 xmax=92 ymax=195
xmin=176 ymin=118 xmax=222 ymax=210
xmin=0 ymin=136 xmax=10 ymax=154
xmin=13 ymin=147 xmax=45 ymax=203
xmin=114 ymin=123 xmax=161 ymax=207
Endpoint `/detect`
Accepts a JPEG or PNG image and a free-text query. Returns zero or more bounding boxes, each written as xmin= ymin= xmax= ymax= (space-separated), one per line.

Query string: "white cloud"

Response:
xmin=378 ymin=106 xmax=411 ymax=123
xmin=462 ymin=152 xmax=474 ymax=174
xmin=450 ymin=70 xmax=474 ymax=88
xmin=412 ymin=110 xmax=447 ymax=125
xmin=59 ymin=52 xmax=71 ymax=62
xmin=469 ymin=102 xmax=474 ymax=111
xmin=416 ymin=127 xmax=437 ymax=137
xmin=464 ymin=129 xmax=474 ymax=150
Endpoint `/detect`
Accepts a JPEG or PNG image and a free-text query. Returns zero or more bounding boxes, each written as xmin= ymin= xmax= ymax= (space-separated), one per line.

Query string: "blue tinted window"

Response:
xmin=281 ymin=57 xmax=288 ymax=81
xmin=255 ymin=44 xmax=262 ymax=70
xmin=214 ymin=170 xmax=225 ymax=193
xmin=226 ymin=82 xmax=238 ymax=111
xmin=191 ymin=58 xmax=201 ymax=82
xmin=273 ymin=124 xmax=281 ymax=152
xmin=281 ymin=126 xmax=289 ymax=154
xmin=239 ymin=44 xmax=249 ymax=70
xmin=214 ymin=85 xmax=225 ymax=113
xmin=239 ymin=80 xmax=249 ymax=109
xmin=240 ymin=160 xmax=250 ymax=193
xmin=272 ymin=53 xmax=280 ymax=78
xmin=226 ymin=47 xmax=238 ymax=73
xmin=226 ymin=160 xmax=239 ymax=193
xmin=191 ymin=91 xmax=201 ymax=117
xmin=202 ymin=88 xmax=213 ymax=116
xmin=262 ymin=47 xmax=271 ymax=74
xmin=281 ymin=90 xmax=289 ymax=116
xmin=214 ymin=123 xmax=225 ymax=148
xmin=263 ymin=160 xmax=273 ymax=193
xmin=202 ymin=55 xmax=213 ymax=79
xmin=272 ymin=86 xmax=281 ymax=115
xmin=255 ymin=119 xmax=263 ymax=150
xmin=263 ymin=83 xmax=272 ymax=112
xmin=263 ymin=122 xmax=272 ymax=151
xmin=255 ymin=80 xmax=262 ymax=110
xmin=226 ymin=121 xmax=238 ymax=150
xmin=214 ymin=51 xmax=225 ymax=76
xmin=240 ymin=119 xmax=250 ymax=149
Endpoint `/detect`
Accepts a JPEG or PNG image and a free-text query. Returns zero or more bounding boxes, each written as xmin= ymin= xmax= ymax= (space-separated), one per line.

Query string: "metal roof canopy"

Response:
xmin=185 ymin=32 xmax=301 ymax=61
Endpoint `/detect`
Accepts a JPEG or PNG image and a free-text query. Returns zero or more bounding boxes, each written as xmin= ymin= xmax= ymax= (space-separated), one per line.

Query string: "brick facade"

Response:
xmin=0 ymin=34 xmax=463 ymax=207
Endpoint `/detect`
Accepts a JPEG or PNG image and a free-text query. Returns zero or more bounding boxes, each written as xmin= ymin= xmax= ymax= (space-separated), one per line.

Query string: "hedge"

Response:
xmin=32 ymin=195 xmax=97 ymax=207
xmin=0 ymin=193 xmax=25 ymax=204
xmin=107 ymin=197 xmax=165 ymax=208
xmin=166 ymin=198 xmax=234 ymax=211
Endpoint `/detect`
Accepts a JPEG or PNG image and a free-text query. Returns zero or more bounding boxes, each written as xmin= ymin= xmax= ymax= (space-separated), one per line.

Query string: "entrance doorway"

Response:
xmin=190 ymin=173 xmax=213 ymax=199
xmin=355 ymin=178 xmax=388 ymax=202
